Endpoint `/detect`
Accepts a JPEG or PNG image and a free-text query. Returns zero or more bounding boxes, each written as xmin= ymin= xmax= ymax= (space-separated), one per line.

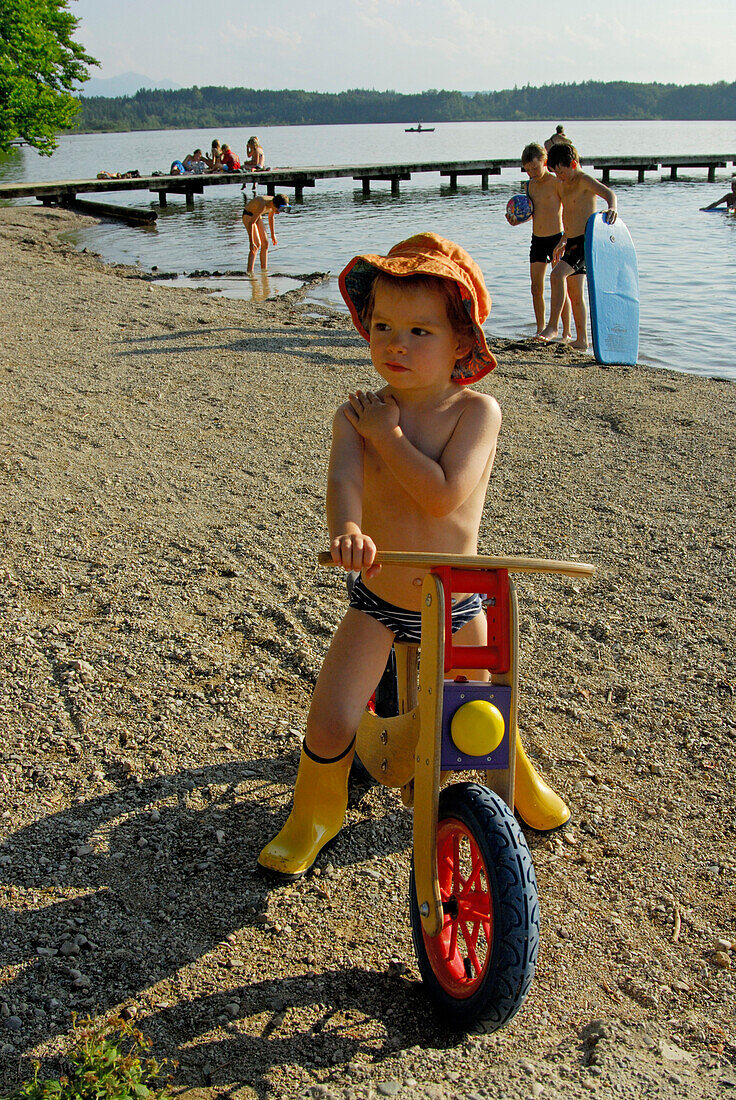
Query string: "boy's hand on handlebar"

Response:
xmin=603 ymin=208 xmax=617 ymax=224
xmin=330 ymin=532 xmax=381 ymax=578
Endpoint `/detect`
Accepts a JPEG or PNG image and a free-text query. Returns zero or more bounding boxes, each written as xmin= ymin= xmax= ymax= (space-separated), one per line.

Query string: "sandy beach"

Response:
xmin=1 ymin=204 xmax=735 ymax=1100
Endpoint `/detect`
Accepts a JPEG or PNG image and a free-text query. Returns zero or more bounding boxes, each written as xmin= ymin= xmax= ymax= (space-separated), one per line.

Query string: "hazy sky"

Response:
xmin=72 ymin=0 xmax=734 ymax=93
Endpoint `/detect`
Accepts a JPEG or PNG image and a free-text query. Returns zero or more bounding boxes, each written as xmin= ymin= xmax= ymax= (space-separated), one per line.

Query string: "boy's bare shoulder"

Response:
xmin=578 ymin=170 xmax=601 ymax=190
xmin=456 ymin=388 xmax=502 ymax=426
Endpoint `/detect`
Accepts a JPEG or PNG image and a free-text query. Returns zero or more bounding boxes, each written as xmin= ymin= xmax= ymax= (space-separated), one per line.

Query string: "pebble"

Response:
xmin=4 ymin=1016 xmax=22 ymax=1031
xmin=376 ymin=1084 xmax=401 ymax=1097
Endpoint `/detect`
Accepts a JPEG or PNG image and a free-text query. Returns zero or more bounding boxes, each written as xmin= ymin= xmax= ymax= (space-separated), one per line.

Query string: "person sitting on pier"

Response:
xmin=701 ymin=177 xmax=736 ymax=211
xmin=204 ymin=139 xmax=223 ymax=172
xmin=244 ymin=136 xmax=266 ymax=171
xmin=242 ymin=193 xmax=290 ymax=274
xmin=537 ymin=141 xmax=617 ymax=351
xmin=183 ymin=149 xmax=206 ymax=174
xmin=221 ymin=144 xmax=241 ymax=172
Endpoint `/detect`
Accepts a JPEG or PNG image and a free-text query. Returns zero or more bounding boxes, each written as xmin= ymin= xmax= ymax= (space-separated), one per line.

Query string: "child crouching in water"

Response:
xmin=258 ymin=233 xmax=502 ymax=878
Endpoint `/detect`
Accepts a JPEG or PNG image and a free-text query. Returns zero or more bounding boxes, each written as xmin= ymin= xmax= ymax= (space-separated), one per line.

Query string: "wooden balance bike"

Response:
xmin=318 ymin=549 xmax=595 ymax=1031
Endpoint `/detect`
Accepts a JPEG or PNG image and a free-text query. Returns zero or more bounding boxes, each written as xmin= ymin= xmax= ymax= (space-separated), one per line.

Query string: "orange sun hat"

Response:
xmin=338 ymin=232 xmax=496 ymax=384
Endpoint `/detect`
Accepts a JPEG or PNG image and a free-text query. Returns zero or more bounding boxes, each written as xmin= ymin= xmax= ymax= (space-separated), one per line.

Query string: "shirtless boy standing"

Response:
xmin=538 ymin=143 xmax=618 ymax=351
xmin=258 ymin=233 xmax=503 ymax=878
xmin=521 ymin=143 xmax=571 ymax=339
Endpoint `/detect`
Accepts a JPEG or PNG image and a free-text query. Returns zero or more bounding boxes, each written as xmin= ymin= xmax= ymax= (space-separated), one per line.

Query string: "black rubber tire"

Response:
xmin=409 ymin=781 xmax=539 ymax=1032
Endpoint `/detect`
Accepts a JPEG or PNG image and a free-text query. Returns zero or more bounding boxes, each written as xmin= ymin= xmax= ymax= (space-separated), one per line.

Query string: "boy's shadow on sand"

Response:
xmin=117 ymin=326 xmax=370 ymax=369
xmin=1 ymin=760 xmax=433 ymax=1092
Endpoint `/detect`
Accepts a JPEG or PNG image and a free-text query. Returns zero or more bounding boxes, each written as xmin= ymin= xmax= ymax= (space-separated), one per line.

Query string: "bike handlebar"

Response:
xmin=317 ymin=550 xmax=595 ymax=579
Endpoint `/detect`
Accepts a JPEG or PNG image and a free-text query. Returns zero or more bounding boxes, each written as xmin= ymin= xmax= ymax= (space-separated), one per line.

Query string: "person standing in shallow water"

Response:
xmin=241 ymin=194 xmax=290 ymax=273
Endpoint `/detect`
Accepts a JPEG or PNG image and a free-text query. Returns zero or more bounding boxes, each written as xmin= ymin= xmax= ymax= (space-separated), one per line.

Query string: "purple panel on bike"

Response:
xmin=440 ymin=681 xmax=511 ymax=771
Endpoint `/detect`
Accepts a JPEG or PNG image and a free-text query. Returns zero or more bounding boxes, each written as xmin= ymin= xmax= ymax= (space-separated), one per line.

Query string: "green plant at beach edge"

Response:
xmin=3 ymin=1015 xmax=175 ymax=1100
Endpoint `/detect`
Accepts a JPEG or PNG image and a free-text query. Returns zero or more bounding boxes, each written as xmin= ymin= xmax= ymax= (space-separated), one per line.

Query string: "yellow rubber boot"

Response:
xmin=257 ymin=739 xmax=355 ymax=878
xmin=514 ymin=730 xmax=570 ymax=831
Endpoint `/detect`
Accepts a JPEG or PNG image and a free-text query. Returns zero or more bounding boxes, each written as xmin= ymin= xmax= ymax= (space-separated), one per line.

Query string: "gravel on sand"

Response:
xmin=0 ymin=206 xmax=734 ymax=1099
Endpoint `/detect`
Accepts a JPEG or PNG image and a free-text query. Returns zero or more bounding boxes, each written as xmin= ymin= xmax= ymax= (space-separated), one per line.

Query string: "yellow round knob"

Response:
xmin=451 ymin=700 xmax=505 ymax=757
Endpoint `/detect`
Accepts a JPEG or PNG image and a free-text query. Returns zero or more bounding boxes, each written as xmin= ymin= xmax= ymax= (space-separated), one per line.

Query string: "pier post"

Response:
xmin=294 ymin=182 xmax=304 ymax=202
xmin=601 ymin=168 xmax=610 ymax=184
xmin=448 ymin=173 xmax=458 ymax=190
xmin=481 ymin=172 xmax=489 ymax=190
xmin=708 ymin=165 xmax=716 ymax=182
xmin=391 ymin=177 xmax=400 ymax=196
xmin=267 ymin=183 xmax=275 ymax=196
xmin=670 ymin=165 xmax=678 ymax=180
xmin=158 ymin=191 xmax=167 ymax=208
xmin=638 ymin=168 xmax=645 ymax=183
xmin=185 ymin=188 xmax=195 ymax=210
xmin=362 ymin=178 xmax=370 ymax=197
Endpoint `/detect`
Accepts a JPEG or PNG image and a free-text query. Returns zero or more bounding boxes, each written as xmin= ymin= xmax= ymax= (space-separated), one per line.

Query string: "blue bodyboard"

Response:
xmin=585 ymin=213 xmax=639 ymax=366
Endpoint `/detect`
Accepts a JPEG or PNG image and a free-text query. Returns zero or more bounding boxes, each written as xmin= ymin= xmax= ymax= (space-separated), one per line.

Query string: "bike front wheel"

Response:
xmin=409 ymin=782 xmax=539 ymax=1031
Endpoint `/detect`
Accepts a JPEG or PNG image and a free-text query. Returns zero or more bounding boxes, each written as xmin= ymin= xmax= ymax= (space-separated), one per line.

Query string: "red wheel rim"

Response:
xmin=421 ymin=817 xmax=494 ymax=998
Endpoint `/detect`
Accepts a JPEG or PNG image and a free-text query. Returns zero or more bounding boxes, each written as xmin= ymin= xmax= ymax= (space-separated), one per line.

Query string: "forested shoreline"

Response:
xmin=72 ymin=80 xmax=736 ymax=133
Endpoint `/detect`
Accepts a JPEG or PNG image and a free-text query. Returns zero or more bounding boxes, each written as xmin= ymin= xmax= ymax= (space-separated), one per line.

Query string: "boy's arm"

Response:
xmin=268 ymin=208 xmax=277 ymax=245
xmin=701 ymin=194 xmax=728 ymax=210
xmin=344 ymin=391 xmax=502 ymax=518
xmin=586 ymin=173 xmax=618 ymax=223
xmin=327 ymin=406 xmax=379 ymax=575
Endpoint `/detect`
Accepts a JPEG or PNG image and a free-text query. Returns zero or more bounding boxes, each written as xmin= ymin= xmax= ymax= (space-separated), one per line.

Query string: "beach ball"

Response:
xmin=505 ymin=194 xmax=533 ymax=226
xmin=451 ymin=700 xmax=505 ymax=757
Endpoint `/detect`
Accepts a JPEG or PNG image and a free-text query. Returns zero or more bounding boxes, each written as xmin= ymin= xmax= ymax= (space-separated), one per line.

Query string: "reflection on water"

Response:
xmin=3 ymin=120 xmax=736 ymax=380
xmin=156 ymin=272 xmax=303 ymax=303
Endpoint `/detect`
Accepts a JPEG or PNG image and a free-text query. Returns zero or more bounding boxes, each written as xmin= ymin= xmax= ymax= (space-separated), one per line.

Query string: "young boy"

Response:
xmin=241 ymin=193 xmax=290 ymax=274
xmin=258 ymin=234 xmax=502 ymax=878
xmin=521 ymin=142 xmax=572 ymax=339
xmin=538 ymin=142 xmax=618 ymax=351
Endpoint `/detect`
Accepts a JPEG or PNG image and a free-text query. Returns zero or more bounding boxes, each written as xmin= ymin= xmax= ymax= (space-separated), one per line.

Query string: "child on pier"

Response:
xmin=521 ymin=142 xmax=571 ymax=339
xmin=538 ymin=142 xmax=618 ymax=351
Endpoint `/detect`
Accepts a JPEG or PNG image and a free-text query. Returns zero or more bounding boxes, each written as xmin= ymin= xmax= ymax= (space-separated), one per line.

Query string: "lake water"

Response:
xmin=2 ymin=120 xmax=735 ymax=380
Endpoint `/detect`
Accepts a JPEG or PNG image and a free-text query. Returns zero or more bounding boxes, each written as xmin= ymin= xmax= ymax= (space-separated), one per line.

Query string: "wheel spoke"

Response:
xmin=460 ymin=923 xmax=483 ymax=976
xmin=448 ymin=915 xmax=459 ymax=960
xmin=451 ymin=832 xmax=461 ymax=897
xmin=459 ymin=901 xmax=489 ymax=922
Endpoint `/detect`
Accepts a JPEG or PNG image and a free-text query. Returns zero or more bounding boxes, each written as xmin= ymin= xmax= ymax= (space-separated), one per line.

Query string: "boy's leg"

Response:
xmin=561 ymin=287 xmax=572 ymax=340
xmin=447 ymin=610 xmax=490 ymax=681
xmin=306 ymin=608 xmax=396 ymax=757
xmin=567 ymin=274 xmax=588 ymax=350
xmin=538 ymin=261 xmax=572 ymax=341
xmin=529 ymin=262 xmax=547 ymax=335
xmin=245 ymin=219 xmax=260 ymax=274
xmin=258 ymin=609 xmax=395 ymax=877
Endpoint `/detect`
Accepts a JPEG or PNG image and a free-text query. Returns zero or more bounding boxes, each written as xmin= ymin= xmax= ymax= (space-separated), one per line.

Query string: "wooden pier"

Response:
xmin=1 ymin=153 xmax=733 ymax=215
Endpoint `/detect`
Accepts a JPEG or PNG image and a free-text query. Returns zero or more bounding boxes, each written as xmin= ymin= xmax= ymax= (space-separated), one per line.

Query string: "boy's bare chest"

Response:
xmin=530 ymin=177 xmax=559 ymax=211
xmin=369 ymin=407 xmax=458 ymax=468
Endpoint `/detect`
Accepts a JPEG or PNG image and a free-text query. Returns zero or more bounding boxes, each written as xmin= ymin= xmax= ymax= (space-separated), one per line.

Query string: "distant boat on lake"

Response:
xmin=405 ymin=123 xmax=435 ymax=133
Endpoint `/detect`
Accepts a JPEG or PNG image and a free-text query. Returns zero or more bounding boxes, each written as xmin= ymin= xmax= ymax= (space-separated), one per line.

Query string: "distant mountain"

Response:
xmin=79 ymin=72 xmax=182 ymax=98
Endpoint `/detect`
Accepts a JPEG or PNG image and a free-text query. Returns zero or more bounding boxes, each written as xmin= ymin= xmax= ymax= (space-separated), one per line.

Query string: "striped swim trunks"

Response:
xmin=348 ymin=575 xmax=483 ymax=644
